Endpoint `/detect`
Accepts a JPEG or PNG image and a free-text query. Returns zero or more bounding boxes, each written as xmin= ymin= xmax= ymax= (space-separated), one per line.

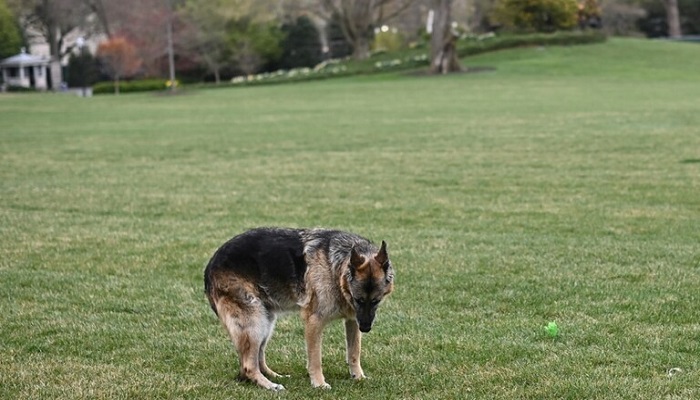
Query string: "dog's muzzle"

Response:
xmin=356 ymin=307 xmax=376 ymax=333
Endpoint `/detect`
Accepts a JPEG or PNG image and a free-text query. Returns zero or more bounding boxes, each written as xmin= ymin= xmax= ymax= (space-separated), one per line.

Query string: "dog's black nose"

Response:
xmin=359 ymin=325 xmax=372 ymax=333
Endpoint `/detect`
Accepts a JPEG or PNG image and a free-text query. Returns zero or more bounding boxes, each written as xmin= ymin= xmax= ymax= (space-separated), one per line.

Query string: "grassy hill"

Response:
xmin=467 ymin=37 xmax=700 ymax=80
xmin=1 ymin=38 xmax=699 ymax=399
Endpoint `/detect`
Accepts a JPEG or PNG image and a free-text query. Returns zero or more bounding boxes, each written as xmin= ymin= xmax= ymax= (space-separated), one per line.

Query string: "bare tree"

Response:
xmin=179 ymin=0 xmax=235 ymax=84
xmin=83 ymin=0 xmax=110 ymax=37
xmin=429 ymin=0 xmax=460 ymax=74
xmin=8 ymin=0 xmax=95 ymax=89
xmin=320 ymin=0 xmax=412 ymax=59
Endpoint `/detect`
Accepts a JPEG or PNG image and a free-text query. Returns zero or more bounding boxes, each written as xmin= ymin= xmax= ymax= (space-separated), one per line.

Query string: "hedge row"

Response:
xmin=456 ymin=30 xmax=607 ymax=58
xmin=92 ymin=79 xmax=170 ymax=95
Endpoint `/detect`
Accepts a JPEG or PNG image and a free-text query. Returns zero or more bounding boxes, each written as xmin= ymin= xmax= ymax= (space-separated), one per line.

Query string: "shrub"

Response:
xmin=493 ymin=0 xmax=579 ymax=33
xmin=92 ymin=79 xmax=169 ymax=95
xmin=372 ymin=28 xmax=406 ymax=53
xmin=5 ymin=85 xmax=36 ymax=92
xmin=278 ymin=16 xmax=323 ymax=70
xmin=577 ymin=0 xmax=602 ymax=29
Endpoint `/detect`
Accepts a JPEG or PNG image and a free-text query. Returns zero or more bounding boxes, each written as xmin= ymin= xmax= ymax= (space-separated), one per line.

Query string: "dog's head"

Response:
xmin=344 ymin=241 xmax=394 ymax=333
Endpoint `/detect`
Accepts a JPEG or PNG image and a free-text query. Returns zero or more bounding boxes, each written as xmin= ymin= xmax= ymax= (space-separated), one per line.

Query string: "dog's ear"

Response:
xmin=350 ymin=246 xmax=365 ymax=273
xmin=374 ymin=240 xmax=388 ymax=267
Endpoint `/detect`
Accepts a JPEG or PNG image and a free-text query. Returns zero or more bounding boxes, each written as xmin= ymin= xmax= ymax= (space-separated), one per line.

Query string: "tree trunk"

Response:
xmin=166 ymin=0 xmax=177 ymax=92
xmin=429 ymin=0 xmax=461 ymax=74
xmin=45 ymin=3 xmax=63 ymax=91
xmin=352 ymin=35 xmax=371 ymax=60
xmin=325 ymin=0 xmax=373 ymax=60
xmin=49 ymin=59 xmax=62 ymax=91
xmin=664 ymin=0 xmax=682 ymax=38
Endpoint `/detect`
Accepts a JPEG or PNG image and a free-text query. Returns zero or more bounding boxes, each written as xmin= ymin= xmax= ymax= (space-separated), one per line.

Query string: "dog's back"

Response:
xmin=301 ymin=228 xmax=377 ymax=271
xmin=204 ymin=227 xmax=307 ymax=315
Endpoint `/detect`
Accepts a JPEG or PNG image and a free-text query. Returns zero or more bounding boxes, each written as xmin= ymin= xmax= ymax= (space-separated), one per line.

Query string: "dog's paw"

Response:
xmin=268 ymin=383 xmax=286 ymax=391
xmin=312 ymin=382 xmax=332 ymax=390
xmin=349 ymin=367 xmax=366 ymax=380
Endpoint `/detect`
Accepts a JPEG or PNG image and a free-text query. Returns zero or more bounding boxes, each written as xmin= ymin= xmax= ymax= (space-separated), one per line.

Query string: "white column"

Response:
xmin=18 ymin=64 xmax=28 ymax=87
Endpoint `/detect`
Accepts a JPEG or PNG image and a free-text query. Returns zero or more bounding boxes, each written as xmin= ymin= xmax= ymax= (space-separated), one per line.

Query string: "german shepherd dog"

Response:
xmin=204 ymin=227 xmax=394 ymax=391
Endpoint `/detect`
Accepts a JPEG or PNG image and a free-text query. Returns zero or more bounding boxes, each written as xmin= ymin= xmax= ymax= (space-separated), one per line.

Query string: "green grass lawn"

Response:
xmin=1 ymin=38 xmax=699 ymax=399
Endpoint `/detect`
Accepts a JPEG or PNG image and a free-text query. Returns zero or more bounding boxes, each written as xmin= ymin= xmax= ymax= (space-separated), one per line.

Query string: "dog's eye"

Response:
xmin=354 ymin=298 xmax=366 ymax=306
xmin=371 ymin=300 xmax=380 ymax=307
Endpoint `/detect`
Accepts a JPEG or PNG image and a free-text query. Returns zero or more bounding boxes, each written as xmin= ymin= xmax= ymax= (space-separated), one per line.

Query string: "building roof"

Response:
xmin=1 ymin=48 xmax=50 ymax=67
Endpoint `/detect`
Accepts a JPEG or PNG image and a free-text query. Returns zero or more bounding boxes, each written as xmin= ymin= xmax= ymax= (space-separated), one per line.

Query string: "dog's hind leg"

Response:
xmin=258 ymin=315 xmax=288 ymax=379
xmin=217 ymin=300 xmax=285 ymax=391
xmin=344 ymin=319 xmax=366 ymax=380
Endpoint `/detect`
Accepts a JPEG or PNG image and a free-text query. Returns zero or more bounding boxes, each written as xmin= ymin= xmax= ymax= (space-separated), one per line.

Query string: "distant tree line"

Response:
xmin=1 ymin=0 xmax=697 ymax=87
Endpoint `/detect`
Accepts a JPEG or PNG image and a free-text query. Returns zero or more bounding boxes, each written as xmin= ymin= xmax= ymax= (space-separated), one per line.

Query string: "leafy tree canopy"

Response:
xmin=0 ymin=0 xmax=23 ymax=59
xmin=493 ymin=0 xmax=579 ymax=33
xmin=226 ymin=17 xmax=283 ymax=74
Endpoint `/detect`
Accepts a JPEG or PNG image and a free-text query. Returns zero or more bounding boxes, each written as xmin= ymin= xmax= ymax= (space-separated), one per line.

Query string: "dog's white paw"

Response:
xmin=312 ymin=382 xmax=332 ymax=390
xmin=268 ymin=383 xmax=286 ymax=391
xmin=349 ymin=367 xmax=366 ymax=380
xmin=351 ymin=373 xmax=367 ymax=380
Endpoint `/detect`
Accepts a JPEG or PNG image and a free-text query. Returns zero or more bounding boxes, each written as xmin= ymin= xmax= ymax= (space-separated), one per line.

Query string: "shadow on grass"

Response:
xmin=680 ymin=159 xmax=700 ymax=164
xmin=405 ymin=66 xmax=496 ymax=77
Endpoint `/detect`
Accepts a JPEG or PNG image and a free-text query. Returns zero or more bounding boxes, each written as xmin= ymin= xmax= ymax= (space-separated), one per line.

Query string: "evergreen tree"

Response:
xmin=0 ymin=0 xmax=23 ymax=60
xmin=279 ymin=16 xmax=322 ymax=70
xmin=66 ymin=50 xmax=100 ymax=88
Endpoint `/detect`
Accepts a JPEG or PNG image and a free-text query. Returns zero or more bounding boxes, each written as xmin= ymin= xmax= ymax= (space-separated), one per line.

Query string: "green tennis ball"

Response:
xmin=544 ymin=321 xmax=559 ymax=337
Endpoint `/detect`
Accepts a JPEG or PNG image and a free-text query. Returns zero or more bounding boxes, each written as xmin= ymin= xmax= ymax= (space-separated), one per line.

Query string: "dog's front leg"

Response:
xmin=344 ymin=319 xmax=366 ymax=380
xmin=304 ymin=313 xmax=331 ymax=389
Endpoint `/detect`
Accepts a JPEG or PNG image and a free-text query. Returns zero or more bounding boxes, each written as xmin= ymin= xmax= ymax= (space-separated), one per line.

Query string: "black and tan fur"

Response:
xmin=204 ymin=227 xmax=394 ymax=390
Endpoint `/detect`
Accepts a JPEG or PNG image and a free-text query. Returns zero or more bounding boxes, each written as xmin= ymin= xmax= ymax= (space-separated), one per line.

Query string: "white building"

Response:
xmin=1 ymin=48 xmax=51 ymax=90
